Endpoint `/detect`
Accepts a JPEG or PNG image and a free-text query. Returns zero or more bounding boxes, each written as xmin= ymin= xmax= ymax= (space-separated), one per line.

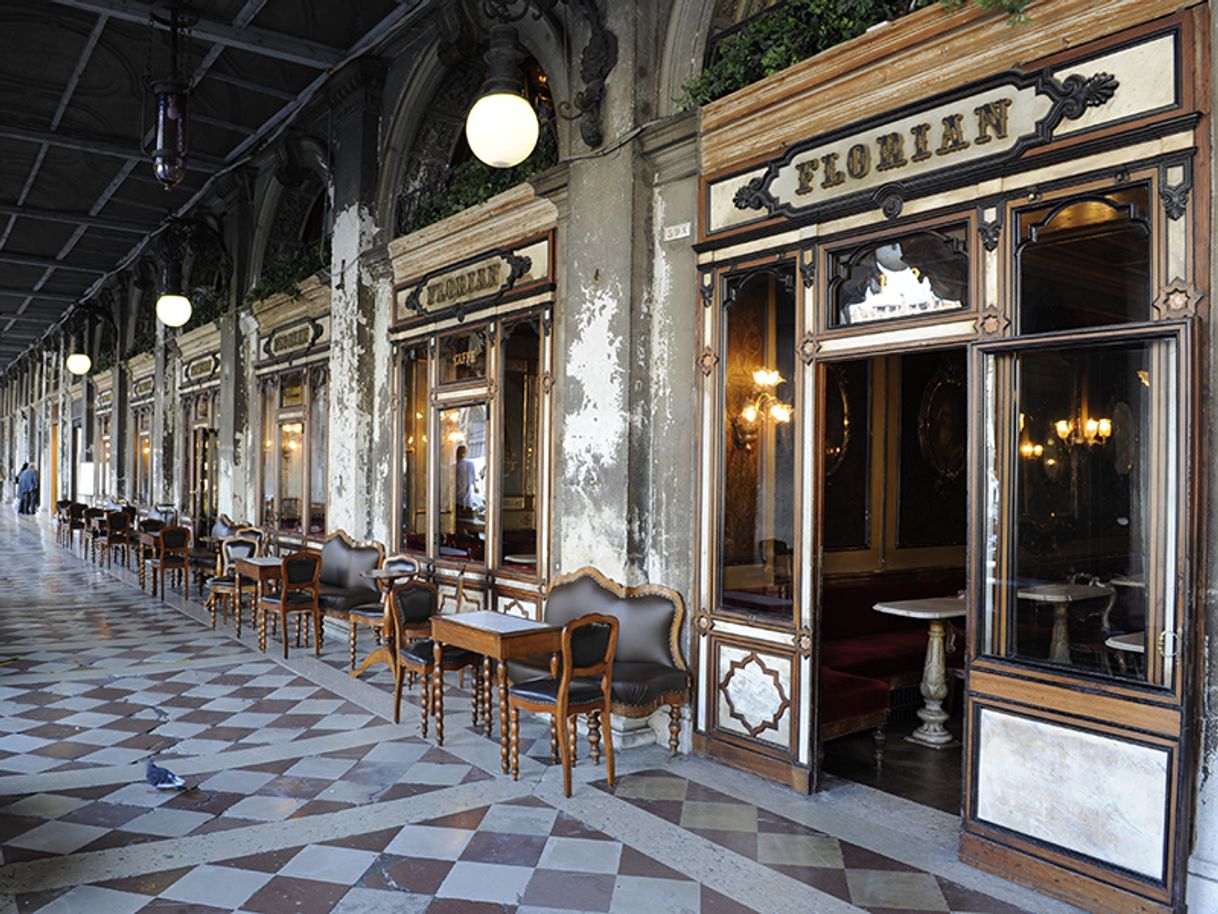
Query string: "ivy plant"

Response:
xmin=679 ymin=0 xmax=1028 ymax=110
xmin=399 ymin=126 xmax=559 ymax=236
xmin=244 ymin=238 xmax=332 ymax=306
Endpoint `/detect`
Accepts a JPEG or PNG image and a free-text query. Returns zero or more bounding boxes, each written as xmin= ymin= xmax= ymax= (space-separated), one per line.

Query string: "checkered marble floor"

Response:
xmin=0 ymin=512 xmax=1085 ymax=914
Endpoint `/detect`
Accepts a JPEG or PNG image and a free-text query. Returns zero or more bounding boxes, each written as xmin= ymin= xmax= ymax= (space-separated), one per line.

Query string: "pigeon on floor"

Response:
xmin=145 ymin=757 xmax=186 ymax=790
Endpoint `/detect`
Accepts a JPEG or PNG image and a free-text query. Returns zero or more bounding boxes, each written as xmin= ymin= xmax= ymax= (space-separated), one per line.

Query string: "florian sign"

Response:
xmin=182 ymin=353 xmax=219 ymax=387
xmin=702 ymin=26 xmax=1192 ymax=238
xmin=394 ymin=235 xmax=551 ymax=325
xmin=259 ymin=316 xmax=329 ymax=364
xmin=132 ymin=376 xmax=155 ymax=401
xmin=723 ymin=70 xmax=1118 ymax=228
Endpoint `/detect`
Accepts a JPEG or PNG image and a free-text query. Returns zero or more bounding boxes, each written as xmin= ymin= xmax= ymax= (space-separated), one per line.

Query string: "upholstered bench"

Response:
xmin=820 ymin=666 xmax=890 ymax=767
xmin=507 ymin=567 xmax=689 ymax=754
xmin=315 ymin=531 xmax=384 ymax=644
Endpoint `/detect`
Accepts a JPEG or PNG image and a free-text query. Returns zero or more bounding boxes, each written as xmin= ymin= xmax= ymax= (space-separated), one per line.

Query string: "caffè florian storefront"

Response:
xmin=692 ymin=6 xmax=1204 ymax=912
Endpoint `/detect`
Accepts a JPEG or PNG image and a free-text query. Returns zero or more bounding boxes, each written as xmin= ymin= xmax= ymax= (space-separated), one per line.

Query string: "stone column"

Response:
xmin=325 ymin=59 xmax=386 ymax=542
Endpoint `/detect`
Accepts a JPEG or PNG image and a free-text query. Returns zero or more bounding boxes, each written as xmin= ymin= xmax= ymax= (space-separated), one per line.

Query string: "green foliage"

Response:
xmin=399 ymin=126 xmax=559 ymax=236
xmin=245 ymin=238 xmax=331 ymax=306
xmin=679 ymin=0 xmax=1029 ymax=110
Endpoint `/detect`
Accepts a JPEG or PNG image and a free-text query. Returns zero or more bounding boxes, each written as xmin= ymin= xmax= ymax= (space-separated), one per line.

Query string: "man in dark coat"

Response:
xmin=17 ymin=461 xmax=38 ymax=515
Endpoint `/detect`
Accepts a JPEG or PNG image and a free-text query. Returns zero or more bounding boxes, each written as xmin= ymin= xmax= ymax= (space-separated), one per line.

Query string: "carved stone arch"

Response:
xmin=657 ymin=0 xmax=783 ymax=117
xmin=250 ymin=134 xmax=331 ymax=281
xmin=378 ymin=0 xmax=572 ymax=242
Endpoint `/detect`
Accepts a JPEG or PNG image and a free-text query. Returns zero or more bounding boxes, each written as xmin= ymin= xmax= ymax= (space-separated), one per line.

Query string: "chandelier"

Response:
xmin=143 ymin=3 xmax=197 ymax=190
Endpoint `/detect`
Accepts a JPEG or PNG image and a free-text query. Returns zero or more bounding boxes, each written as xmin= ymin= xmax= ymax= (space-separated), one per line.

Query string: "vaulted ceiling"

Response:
xmin=0 ymin=0 xmax=431 ymax=372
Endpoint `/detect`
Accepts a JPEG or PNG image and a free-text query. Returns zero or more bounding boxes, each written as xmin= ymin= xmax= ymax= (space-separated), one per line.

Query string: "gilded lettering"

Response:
xmin=910 ymin=123 xmax=933 ymax=162
xmin=795 ymin=159 xmax=819 ymax=195
xmin=820 ymin=152 xmax=845 ymax=188
xmin=973 ymin=98 xmax=1012 ymax=145
xmin=846 ymin=143 xmax=870 ymax=180
xmin=936 ymin=114 xmax=970 ymax=156
xmin=875 ymin=132 xmax=907 ymax=171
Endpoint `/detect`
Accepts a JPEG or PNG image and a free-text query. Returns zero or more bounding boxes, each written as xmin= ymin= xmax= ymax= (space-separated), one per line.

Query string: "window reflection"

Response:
xmin=721 ymin=271 xmax=796 ymax=617
xmin=279 ymin=421 xmax=304 ymax=533
xmin=500 ymin=319 xmax=540 ymax=573
xmin=439 ymin=404 xmax=487 ymax=563
xmin=989 ymin=341 xmax=1169 ymax=681
xmin=1018 ymin=186 xmax=1150 ymax=334
xmin=400 ymin=347 xmax=429 ymax=553
xmin=135 ymin=410 xmax=152 ymax=505
xmin=261 ymin=404 xmax=274 ymax=525
xmin=309 ymin=376 xmax=327 ymax=535
xmin=438 ymin=329 xmax=487 ymax=384
xmin=831 ymin=225 xmax=968 ymax=326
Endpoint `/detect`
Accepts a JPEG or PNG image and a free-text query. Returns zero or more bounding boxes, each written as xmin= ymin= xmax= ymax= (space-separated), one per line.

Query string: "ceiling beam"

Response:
xmin=48 ymin=0 xmax=346 ymax=69
xmin=0 ymin=124 xmax=222 ymax=171
xmin=0 ymin=314 xmax=61 ymax=324
xmin=0 ymin=288 xmax=79 ymax=302
xmin=204 ymin=70 xmax=297 ymax=101
xmin=0 ymin=252 xmax=107 ymax=273
xmin=0 ymin=203 xmax=150 ymax=234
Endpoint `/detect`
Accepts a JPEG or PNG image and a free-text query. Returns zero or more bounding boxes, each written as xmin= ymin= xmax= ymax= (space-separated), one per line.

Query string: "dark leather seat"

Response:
xmin=400 ymin=638 xmax=475 ymax=667
xmin=507 ymin=567 xmax=690 ymax=755
xmin=315 ymin=532 xmax=383 ymax=618
xmin=511 ymin=676 xmax=602 ymax=705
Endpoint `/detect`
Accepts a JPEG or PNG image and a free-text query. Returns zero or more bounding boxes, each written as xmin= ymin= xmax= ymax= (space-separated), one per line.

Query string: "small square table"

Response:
xmin=431 ymin=610 xmax=561 ymax=772
xmin=235 ymin=556 xmax=285 ymax=652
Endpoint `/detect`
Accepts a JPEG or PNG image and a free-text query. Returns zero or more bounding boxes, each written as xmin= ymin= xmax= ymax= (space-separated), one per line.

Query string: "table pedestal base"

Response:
xmin=907 ymin=619 xmax=957 ymax=750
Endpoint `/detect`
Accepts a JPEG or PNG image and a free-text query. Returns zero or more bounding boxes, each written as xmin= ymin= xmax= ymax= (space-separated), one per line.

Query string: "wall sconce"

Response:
xmin=733 ymin=368 xmax=793 ymax=450
xmin=1053 ymin=413 xmax=1112 ymax=447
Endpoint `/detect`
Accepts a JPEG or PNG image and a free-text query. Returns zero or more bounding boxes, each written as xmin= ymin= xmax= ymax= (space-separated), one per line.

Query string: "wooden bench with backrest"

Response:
xmin=507 ymin=567 xmax=689 ymax=754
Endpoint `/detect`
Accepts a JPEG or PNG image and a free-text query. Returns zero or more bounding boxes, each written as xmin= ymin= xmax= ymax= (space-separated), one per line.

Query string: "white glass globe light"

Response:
xmin=66 ymin=352 xmax=92 ymax=376
xmin=156 ymin=293 xmax=192 ymax=327
xmin=465 ymin=92 xmax=539 ymax=168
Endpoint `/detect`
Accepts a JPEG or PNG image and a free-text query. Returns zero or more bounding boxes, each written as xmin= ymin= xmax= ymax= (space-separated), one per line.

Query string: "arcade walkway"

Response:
xmin=0 ymin=510 xmax=1079 ymax=914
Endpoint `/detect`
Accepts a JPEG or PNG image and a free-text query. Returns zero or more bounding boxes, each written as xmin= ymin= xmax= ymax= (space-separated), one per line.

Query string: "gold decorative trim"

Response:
xmin=1157 ymin=284 xmax=1198 ymax=320
xmin=796 ymin=626 xmax=813 ymax=658
xmin=798 ymin=333 xmax=817 ymax=364
xmin=322 ymin=529 xmax=387 ymax=565
xmin=698 ymin=348 xmax=719 ymax=376
xmin=977 ymin=306 xmax=1010 ymax=337
xmin=547 ymin=566 xmax=687 ymax=673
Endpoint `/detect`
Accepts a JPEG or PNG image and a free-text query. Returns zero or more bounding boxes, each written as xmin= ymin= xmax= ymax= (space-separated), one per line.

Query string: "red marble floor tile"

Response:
xmin=700 ymin=886 xmax=761 ymax=914
xmin=320 ymin=826 xmax=400 ymax=852
xmin=96 ymin=866 xmax=192 ymax=896
xmin=419 ymin=807 xmax=489 ymax=831
xmin=616 ymin=845 xmax=689 ymax=881
xmin=374 ymin=856 xmax=456 ymax=894
xmin=242 ymin=874 xmax=347 ymax=913
xmin=425 ymin=898 xmax=515 ymax=914
xmin=216 ymin=846 xmax=304 ymax=873
xmin=522 ymin=868 xmax=616 ymax=911
xmin=60 ymin=801 xmax=147 ymax=828
xmin=460 ymin=831 xmax=548 ymax=867
xmin=839 ymin=842 xmax=920 ymax=872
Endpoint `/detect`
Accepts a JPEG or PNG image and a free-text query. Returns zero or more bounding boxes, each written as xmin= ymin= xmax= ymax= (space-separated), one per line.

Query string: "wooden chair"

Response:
xmin=82 ymin=507 xmax=105 ymax=562
xmin=54 ymin=500 xmax=73 ymax=546
xmin=65 ymin=503 xmax=87 ymax=553
xmin=347 ymin=555 xmax=425 ymax=672
xmin=257 ymin=552 xmax=321 ymax=658
xmin=99 ymin=511 xmax=131 ymax=568
xmin=392 ymin=633 xmax=483 ymax=738
xmin=147 ymin=526 xmax=191 ymax=600
xmin=207 ymin=535 xmax=260 ymax=633
xmin=132 ymin=518 xmax=164 ymax=588
xmin=509 ymin=614 xmax=619 ymax=797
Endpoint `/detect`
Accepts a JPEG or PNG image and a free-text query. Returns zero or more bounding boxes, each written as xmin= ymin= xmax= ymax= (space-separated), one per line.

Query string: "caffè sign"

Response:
xmin=132 ymin=376 xmax=155 ymax=400
xmin=259 ymin=316 xmax=329 ymax=363
xmin=711 ymin=63 xmax=1120 ymax=236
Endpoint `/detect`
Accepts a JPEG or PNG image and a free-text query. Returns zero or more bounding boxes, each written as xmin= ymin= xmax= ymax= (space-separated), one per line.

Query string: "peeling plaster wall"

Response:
xmin=326 ymin=201 xmax=380 ymax=539
xmin=554 ymin=149 xmax=635 ymax=583
xmin=235 ymin=311 xmax=261 ymax=524
xmin=361 ymin=259 xmax=396 ymax=548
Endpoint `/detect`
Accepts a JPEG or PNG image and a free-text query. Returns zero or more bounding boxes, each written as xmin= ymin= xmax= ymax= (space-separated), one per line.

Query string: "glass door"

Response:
xmin=190 ymin=426 xmax=218 ymax=533
xmin=962 ymin=172 xmax=1193 ymax=914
